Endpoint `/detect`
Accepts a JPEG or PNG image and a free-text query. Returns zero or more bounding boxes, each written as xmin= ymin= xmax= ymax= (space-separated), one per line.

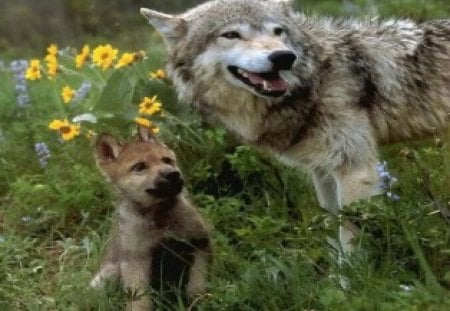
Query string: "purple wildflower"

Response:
xmin=34 ymin=142 xmax=51 ymax=168
xmin=73 ymin=81 xmax=92 ymax=103
xmin=17 ymin=93 xmax=30 ymax=107
xmin=9 ymin=59 xmax=30 ymax=107
xmin=376 ymin=161 xmax=400 ymax=201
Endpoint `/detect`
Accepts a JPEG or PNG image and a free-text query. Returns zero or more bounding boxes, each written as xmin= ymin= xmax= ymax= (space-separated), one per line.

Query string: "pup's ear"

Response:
xmin=140 ymin=8 xmax=186 ymax=48
xmin=95 ymin=134 xmax=123 ymax=163
xmin=137 ymin=124 xmax=158 ymax=143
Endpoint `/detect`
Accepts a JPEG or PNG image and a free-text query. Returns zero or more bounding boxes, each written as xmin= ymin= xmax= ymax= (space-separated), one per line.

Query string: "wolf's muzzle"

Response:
xmin=269 ymin=50 xmax=297 ymax=70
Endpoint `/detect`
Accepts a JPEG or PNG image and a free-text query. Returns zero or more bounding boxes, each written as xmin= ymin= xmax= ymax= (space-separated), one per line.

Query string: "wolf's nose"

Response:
xmin=269 ymin=50 xmax=297 ymax=70
xmin=162 ymin=170 xmax=181 ymax=183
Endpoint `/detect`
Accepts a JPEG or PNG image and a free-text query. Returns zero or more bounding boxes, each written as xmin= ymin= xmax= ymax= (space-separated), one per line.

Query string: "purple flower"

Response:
xmin=34 ymin=142 xmax=51 ymax=168
xmin=17 ymin=93 xmax=30 ymax=107
xmin=376 ymin=161 xmax=400 ymax=201
xmin=73 ymin=81 xmax=92 ymax=103
xmin=9 ymin=59 xmax=30 ymax=107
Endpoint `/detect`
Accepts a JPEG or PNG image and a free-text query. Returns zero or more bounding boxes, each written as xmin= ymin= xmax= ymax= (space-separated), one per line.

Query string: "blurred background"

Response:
xmin=1 ymin=0 xmax=449 ymax=59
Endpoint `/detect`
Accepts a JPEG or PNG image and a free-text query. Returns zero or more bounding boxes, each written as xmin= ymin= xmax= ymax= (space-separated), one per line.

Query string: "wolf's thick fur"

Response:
xmin=91 ymin=126 xmax=212 ymax=311
xmin=141 ymin=0 xmax=450 ymax=256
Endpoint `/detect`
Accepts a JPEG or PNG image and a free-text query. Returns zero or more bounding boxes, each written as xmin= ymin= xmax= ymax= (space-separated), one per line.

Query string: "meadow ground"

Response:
xmin=0 ymin=33 xmax=450 ymax=311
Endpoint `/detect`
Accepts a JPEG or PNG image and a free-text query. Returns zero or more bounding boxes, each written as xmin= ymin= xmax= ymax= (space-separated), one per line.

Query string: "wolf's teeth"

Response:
xmin=263 ymin=80 xmax=271 ymax=91
xmin=238 ymin=68 xmax=249 ymax=78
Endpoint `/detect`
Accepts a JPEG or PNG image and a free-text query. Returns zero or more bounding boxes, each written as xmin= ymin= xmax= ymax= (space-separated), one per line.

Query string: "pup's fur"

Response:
xmin=91 ymin=126 xmax=212 ymax=311
xmin=140 ymin=0 xmax=450 ymax=257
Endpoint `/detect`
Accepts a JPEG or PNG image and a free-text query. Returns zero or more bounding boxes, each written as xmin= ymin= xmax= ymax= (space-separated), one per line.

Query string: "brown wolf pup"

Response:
xmin=90 ymin=125 xmax=212 ymax=311
xmin=140 ymin=0 xmax=450 ymax=260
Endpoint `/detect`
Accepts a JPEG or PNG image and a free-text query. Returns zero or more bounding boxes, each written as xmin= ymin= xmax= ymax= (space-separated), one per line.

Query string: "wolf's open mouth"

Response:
xmin=228 ymin=66 xmax=288 ymax=97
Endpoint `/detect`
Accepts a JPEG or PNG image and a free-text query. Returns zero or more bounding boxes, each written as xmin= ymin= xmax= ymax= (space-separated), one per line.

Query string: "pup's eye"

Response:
xmin=273 ymin=27 xmax=285 ymax=36
xmin=162 ymin=157 xmax=174 ymax=165
xmin=220 ymin=31 xmax=242 ymax=39
xmin=131 ymin=162 xmax=147 ymax=172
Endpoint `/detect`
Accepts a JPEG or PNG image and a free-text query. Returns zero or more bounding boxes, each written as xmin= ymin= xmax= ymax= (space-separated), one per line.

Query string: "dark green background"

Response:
xmin=1 ymin=0 xmax=449 ymax=58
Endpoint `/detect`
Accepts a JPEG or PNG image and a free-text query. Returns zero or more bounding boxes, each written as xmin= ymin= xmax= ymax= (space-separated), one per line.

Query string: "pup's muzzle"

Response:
xmin=146 ymin=170 xmax=184 ymax=198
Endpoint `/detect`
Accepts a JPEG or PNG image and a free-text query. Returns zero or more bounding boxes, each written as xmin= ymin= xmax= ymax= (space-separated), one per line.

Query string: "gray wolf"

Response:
xmin=91 ymin=125 xmax=212 ymax=311
xmin=140 ymin=0 xmax=450 ymax=260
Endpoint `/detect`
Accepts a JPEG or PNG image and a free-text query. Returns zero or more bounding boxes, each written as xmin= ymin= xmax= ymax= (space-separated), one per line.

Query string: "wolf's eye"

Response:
xmin=131 ymin=162 xmax=147 ymax=172
xmin=162 ymin=157 xmax=174 ymax=165
xmin=220 ymin=31 xmax=242 ymax=39
xmin=273 ymin=27 xmax=285 ymax=36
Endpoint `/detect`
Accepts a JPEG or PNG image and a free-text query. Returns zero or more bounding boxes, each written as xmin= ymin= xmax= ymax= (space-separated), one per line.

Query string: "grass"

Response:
xmin=1 ymin=33 xmax=450 ymax=311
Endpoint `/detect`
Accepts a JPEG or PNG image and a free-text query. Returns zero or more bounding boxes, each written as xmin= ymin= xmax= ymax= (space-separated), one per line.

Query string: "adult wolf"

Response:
xmin=140 ymin=0 xmax=450 ymax=259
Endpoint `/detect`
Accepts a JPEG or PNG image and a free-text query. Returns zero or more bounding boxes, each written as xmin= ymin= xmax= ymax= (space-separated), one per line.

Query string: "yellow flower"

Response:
xmin=135 ymin=117 xmax=160 ymax=133
xmin=138 ymin=96 xmax=162 ymax=115
xmin=150 ymin=69 xmax=166 ymax=80
xmin=115 ymin=51 xmax=146 ymax=68
xmin=48 ymin=119 xmax=81 ymax=141
xmin=47 ymin=44 xmax=58 ymax=56
xmin=75 ymin=45 xmax=90 ymax=68
xmin=61 ymin=85 xmax=75 ymax=104
xmin=115 ymin=52 xmax=135 ymax=68
xmin=25 ymin=59 xmax=42 ymax=80
xmin=86 ymin=130 xmax=97 ymax=140
xmin=92 ymin=44 xmax=118 ymax=70
xmin=45 ymin=54 xmax=58 ymax=78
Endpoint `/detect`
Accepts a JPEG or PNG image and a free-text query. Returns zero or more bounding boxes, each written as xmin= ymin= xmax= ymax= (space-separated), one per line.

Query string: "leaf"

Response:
xmin=94 ymin=70 xmax=135 ymax=114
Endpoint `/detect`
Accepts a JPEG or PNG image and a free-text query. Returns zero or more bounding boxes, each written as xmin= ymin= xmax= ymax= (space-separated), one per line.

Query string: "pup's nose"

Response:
xmin=268 ymin=50 xmax=297 ymax=70
xmin=162 ymin=170 xmax=181 ymax=184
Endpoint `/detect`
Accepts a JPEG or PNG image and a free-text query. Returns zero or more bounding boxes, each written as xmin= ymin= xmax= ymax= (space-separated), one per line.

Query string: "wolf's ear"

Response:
xmin=140 ymin=8 xmax=186 ymax=48
xmin=95 ymin=134 xmax=123 ymax=163
xmin=137 ymin=124 xmax=158 ymax=143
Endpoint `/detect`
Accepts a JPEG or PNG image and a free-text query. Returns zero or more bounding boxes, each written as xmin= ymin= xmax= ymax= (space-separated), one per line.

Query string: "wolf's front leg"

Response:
xmin=186 ymin=249 xmax=211 ymax=298
xmin=121 ymin=259 xmax=152 ymax=311
xmin=311 ymin=168 xmax=339 ymax=214
xmin=333 ymin=161 xmax=380 ymax=256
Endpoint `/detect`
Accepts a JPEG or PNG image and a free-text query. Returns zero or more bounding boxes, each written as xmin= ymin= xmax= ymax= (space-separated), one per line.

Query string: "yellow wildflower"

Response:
xmin=115 ymin=52 xmax=135 ymax=68
xmin=48 ymin=119 xmax=81 ymax=141
xmin=138 ymin=96 xmax=162 ymax=115
xmin=115 ymin=51 xmax=146 ymax=68
xmin=75 ymin=45 xmax=90 ymax=68
xmin=86 ymin=130 xmax=97 ymax=140
xmin=45 ymin=54 xmax=58 ymax=78
xmin=61 ymin=85 xmax=75 ymax=104
xmin=92 ymin=44 xmax=118 ymax=70
xmin=135 ymin=117 xmax=160 ymax=133
xmin=25 ymin=59 xmax=42 ymax=80
xmin=47 ymin=44 xmax=58 ymax=56
xmin=150 ymin=69 xmax=166 ymax=80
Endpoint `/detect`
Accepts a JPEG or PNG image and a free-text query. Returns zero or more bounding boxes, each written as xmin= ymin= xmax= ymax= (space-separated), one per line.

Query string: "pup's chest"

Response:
xmin=119 ymin=217 xmax=167 ymax=252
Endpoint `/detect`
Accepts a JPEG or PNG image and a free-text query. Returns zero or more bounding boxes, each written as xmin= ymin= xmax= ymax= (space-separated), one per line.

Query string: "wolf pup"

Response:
xmin=140 ymin=0 xmax=449 ymax=257
xmin=91 ymin=125 xmax=212 ymax=311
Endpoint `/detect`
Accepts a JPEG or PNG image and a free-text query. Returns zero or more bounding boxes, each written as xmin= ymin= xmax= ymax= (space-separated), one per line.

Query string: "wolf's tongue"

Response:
xmin=246 ymin=72 xmax=288 ymax=91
